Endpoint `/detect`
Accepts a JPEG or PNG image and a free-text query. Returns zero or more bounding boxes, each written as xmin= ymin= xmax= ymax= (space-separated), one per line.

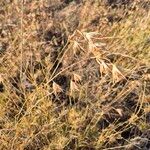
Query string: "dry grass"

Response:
xmin=0 ymin=0 xmax=150 ymax=150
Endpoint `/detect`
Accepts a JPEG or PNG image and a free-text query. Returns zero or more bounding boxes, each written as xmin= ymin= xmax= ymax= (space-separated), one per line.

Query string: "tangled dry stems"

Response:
xmin=0 ymin=0 xmax=150 ymax=150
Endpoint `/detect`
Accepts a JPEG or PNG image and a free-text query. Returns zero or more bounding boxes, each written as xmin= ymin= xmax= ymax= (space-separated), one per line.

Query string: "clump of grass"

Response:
xmin=0 ymin=0 xmax=150 ymax=150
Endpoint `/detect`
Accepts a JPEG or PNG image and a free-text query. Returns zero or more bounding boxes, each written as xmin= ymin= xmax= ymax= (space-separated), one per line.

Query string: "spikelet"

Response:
xmin=73 ymin=73 xmax=81 ymax=82
xmin=72 ymin=41 xmax=80 ymax=55
xmin=70 ymin=80 xmax=79 ymax=97
xmin=83 ymin=32 xmax=99 ymax=41
xmin=112 ymin=65 xmax=125 ymax=84
xmin=97 ymin=59 xmax=110 ymax=75
xmin=115 ymin=108 xmax=123 ymax=117
xmin=52 ymin=82 xmax=63 ymax=96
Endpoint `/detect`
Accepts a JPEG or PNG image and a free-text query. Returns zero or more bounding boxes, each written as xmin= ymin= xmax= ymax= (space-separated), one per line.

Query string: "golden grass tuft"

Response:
xmin=0 ymin=0 xmax=150 ymax=150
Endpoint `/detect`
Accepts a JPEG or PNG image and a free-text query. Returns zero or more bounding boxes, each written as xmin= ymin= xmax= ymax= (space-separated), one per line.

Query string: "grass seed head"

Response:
xmin=52 ymin=82 xmax=63 ymax=95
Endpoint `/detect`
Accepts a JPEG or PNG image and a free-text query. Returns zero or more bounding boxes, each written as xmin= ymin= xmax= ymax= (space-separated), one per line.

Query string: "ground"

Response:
xmin=0 ymin=0 xmax=150 ymax=150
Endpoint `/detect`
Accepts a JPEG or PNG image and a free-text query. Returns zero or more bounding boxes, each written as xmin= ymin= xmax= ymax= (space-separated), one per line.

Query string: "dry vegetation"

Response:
xmin=0 ymin=0 xmax=150 ymax=150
